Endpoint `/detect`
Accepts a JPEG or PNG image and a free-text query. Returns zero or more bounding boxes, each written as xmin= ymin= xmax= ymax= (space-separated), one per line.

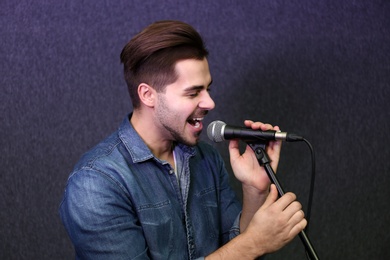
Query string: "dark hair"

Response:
xmin=120 ymin=20 xmax=209 ymax=109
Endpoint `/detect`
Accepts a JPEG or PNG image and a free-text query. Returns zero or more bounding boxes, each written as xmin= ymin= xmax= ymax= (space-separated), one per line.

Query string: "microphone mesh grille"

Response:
xmin=207 ymin=120 xmax=225 ymax=142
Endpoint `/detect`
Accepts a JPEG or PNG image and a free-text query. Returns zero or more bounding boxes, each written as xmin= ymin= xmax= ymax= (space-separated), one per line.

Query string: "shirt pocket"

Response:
xmin=137 ymin=200 xmax=175 ymax=257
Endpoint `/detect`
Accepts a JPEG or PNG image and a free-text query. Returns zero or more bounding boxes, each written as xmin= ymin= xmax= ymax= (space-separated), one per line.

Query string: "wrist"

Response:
xmin=242 ymin=183 xmax=269 ymax=197
xmin=205 ymin=233 xmax=263 ymax=260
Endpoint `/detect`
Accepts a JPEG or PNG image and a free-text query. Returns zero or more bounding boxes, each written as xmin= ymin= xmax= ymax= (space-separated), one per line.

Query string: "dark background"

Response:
xmin=1 ymin=0 xmax=389 ymax=259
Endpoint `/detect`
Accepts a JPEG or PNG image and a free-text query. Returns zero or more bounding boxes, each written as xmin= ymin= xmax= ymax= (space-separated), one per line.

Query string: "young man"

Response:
xmin=59 ymin=20 xmax=306 ymax=259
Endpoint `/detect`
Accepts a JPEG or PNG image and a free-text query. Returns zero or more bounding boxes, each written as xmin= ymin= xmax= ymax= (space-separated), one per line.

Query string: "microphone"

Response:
xmin=207 ymin=120 xmax=304 ymax=143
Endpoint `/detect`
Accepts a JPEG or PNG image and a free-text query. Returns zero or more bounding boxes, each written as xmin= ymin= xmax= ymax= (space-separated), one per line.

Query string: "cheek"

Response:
xmin=159 ymin=94 xmax=197 ymax=118
xmin=169 ymin=101 xmax=194 ymax=114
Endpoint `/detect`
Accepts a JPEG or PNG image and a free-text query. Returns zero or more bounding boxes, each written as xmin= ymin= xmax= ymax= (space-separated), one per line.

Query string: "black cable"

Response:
xmin=299 ymin=138 xmax=319 ymax=260
xmin=302 ymin=138 xmax=316 ymax=234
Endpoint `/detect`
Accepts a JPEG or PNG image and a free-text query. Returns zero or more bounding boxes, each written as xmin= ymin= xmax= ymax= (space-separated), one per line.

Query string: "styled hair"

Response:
xmin=120 ymin=20 xmax=209 ymax=109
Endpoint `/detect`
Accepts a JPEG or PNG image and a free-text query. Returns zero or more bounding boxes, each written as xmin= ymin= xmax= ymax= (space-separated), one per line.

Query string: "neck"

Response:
xmin=130 ymin=110 xmax=174 ymax=163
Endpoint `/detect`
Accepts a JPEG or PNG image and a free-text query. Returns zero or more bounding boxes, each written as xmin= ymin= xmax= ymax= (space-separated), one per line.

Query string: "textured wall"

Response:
xmin=1 ymin=0 xmax=389 ymax=259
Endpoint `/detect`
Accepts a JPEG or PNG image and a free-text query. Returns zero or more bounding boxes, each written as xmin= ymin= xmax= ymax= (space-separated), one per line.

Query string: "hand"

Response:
xmin=205 ymin=185 xmax=307 ymax=259
xmin=228 ymin=120 xmax=282 ymax=193
xmin=243 ymin=184 xmax=307 ymax=254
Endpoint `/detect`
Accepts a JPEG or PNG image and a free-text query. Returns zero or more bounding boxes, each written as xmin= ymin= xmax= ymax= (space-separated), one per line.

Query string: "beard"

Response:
xmin=165 ymin=124 xmax=199 ymax=147
xmin=155 ymin=94 xmax=202 ymax=147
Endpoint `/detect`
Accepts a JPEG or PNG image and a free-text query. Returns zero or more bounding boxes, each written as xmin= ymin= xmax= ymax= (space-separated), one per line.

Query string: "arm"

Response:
xmin=230 ymin=120 xmax=282 ymax=231
xmin=206 ymin=120 xmax=307 ymax=259
xmin=59 ymin=170 xmax=149 ymax=259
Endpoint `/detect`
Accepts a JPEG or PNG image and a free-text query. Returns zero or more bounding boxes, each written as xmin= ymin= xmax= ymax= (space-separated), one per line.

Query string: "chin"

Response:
xmin=181 ymin=137 xmax=199 ymax=147
xmin=174 ymin=131 xmax=201 ymax=147
xmin=183 ymin=140 xmax=198 ymax=147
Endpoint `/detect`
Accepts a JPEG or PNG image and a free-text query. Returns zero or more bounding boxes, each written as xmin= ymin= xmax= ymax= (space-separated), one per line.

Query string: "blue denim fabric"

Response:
xmin=59 ymin=114 xmax=242 ymax=259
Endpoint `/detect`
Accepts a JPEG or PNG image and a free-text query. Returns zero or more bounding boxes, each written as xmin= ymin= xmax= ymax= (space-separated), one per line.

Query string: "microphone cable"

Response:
xmin=302 ymin=137 xmax=316 ymax=235
xmin=301 ymin=137 xmax=319 ymax=260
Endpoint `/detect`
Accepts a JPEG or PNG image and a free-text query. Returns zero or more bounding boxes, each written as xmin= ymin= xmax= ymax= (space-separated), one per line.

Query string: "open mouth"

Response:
xmin=187 ymin=117 xmax=204 ymax=129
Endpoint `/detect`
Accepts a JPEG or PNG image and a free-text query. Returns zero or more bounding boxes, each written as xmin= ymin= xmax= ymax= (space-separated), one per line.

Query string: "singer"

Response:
xmin=59 ymin=20 xmax=307 ymax=259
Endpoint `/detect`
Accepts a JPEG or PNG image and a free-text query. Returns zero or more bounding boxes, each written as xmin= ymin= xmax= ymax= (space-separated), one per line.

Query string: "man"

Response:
xmin=59 ymin=20 xmax=306 ymax=259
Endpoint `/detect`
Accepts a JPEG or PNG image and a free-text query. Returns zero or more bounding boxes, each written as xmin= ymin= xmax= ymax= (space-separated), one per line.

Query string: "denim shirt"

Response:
xmin=59 ymin=115 xmax=242 ymax=260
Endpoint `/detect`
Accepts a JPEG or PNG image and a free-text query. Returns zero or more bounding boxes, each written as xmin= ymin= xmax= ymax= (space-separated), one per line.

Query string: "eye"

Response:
xmin=185 ymin=86 xmax=211 ymax=98
xmin=188 ymin=90 xmax=201 ymax=97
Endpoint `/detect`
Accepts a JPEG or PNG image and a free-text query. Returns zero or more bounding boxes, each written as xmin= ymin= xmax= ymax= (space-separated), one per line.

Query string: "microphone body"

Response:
xmin=207 ymin=120 xmax=303 ymax=143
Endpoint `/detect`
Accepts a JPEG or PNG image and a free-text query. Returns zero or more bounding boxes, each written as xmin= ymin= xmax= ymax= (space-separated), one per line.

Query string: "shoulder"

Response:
xmin=73 ymin=131 xmax=123 ymax=171
xmin=65 ymin=130 xmax=131 ymax=193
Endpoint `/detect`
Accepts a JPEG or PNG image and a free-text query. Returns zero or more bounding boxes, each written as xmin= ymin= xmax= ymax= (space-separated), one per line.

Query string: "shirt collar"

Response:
xmin=118 ymin=114 xmax=195 ymax=163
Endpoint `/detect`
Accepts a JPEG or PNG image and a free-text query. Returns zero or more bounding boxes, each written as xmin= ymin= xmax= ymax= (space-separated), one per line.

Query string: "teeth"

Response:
xmin=189 ymin=117 xmax=203 ymax=128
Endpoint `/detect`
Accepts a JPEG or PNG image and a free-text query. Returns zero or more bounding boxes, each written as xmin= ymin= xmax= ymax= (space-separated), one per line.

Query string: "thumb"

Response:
xmin=261 ymin=184 xmax=279 ymax=210
xmin=228 ymin=139 xmax=240 ymax=160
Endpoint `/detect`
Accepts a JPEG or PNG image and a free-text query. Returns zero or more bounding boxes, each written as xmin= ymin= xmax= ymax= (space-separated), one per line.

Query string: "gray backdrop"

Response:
xmin=1 ymin=0 xmax=389 ymax=259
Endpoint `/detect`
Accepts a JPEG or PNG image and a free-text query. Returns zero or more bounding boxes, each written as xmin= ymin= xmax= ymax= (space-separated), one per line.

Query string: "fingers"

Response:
xmin=243 ymin=120 xmax=282 ymax=174
xmin=273 ymin=192 xmax=297 ymax=211
xmin=289 ymin=218 xmax=307 ymax=238
xmin=288 ymin=208 xmax=306 ymax=227
xmin=277 ymin=193 xmax=307 ymax=237
xmin=261 ymin=184 xmax=279 ymax=209
xmin=244 ymin=120 xmax=280 ymax=132
xmin=269 ymin=191 xmax=306 ymax=229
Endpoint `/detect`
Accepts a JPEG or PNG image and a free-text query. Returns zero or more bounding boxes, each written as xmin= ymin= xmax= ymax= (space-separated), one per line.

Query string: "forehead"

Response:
xmin=172 ymin=58 xmax=212 ymax=87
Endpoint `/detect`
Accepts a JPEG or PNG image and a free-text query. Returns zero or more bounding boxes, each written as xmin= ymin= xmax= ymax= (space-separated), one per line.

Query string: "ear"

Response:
xmin=138 ymin=83 xmax=156 ymax=108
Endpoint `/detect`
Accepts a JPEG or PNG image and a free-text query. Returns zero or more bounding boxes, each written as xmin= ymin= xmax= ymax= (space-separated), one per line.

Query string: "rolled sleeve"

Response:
xmin=229 ymin=212 xmax=242 ymax=240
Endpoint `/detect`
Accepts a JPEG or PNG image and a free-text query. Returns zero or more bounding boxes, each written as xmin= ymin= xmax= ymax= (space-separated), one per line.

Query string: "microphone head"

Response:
xmin=207 ymin=120 xmax=226 ymax=143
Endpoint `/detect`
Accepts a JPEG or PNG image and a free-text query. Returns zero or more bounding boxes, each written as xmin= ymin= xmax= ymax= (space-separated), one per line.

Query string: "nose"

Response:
xmin=199 ymin=90 xmax=215 ymax=110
